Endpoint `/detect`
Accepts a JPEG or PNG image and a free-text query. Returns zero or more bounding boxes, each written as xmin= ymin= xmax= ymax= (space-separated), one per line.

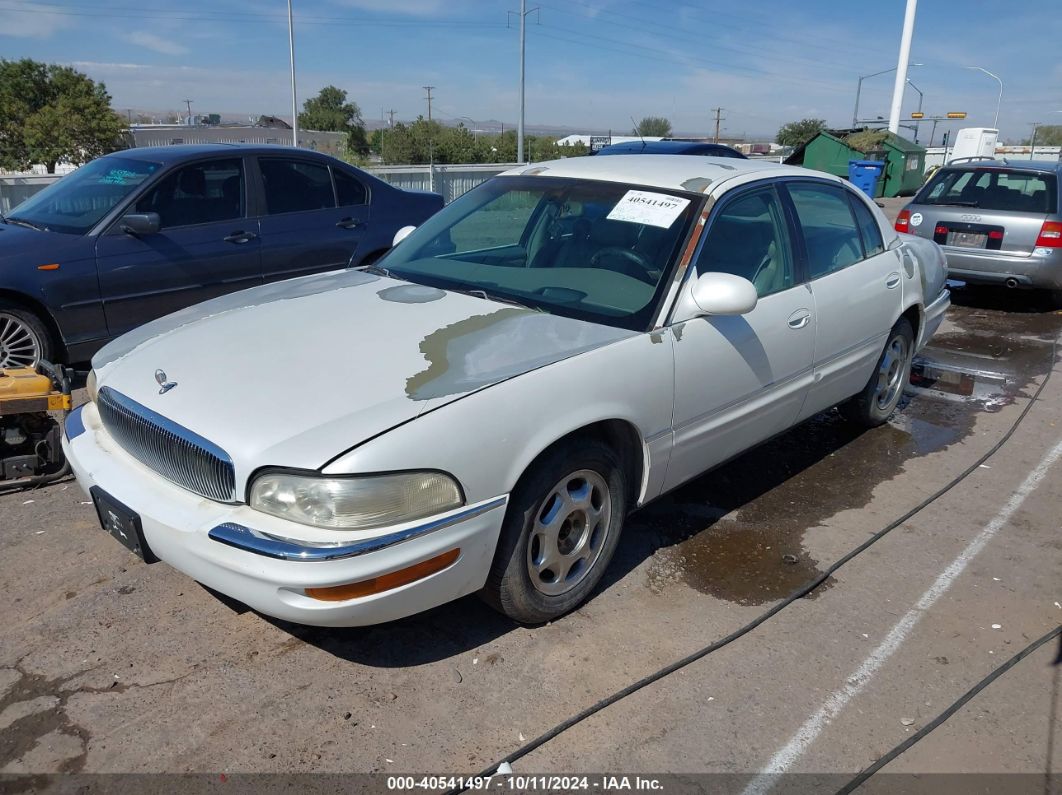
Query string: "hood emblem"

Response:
xmin=155 ymin=369 xmax=177 ymax=394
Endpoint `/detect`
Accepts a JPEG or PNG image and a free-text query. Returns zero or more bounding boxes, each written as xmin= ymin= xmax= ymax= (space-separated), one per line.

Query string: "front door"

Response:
xmin=782 ymin=181 xmax=901 ymax=420
xmin=665 ymin=184 xmax=816 ymax=491
xmin=95 ymin=157 xmax=262 ymax=338
xmin=255 ymin=157 xmax=370 ymax=283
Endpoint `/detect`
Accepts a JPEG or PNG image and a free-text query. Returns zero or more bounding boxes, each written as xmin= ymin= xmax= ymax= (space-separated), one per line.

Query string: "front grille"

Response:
xmin=97 ymin=387 xmax=237 ymax=503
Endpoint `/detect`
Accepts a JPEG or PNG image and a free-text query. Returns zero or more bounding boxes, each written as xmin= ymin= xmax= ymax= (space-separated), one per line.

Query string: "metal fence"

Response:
xmin=0 ymin=163 xmax=518 ymax=214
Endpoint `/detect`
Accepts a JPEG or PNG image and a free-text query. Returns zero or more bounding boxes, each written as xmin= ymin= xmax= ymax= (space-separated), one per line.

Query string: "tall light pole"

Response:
xmin=966 ymin=66 xmax=1003 ymax=130
xmin=287 ymin=0 xmax=298 ymax=146
xmin=906 ymin=79 xmax=923 ymax=141
xmin=887 ymin=0 xmax=917 ymax=134
xmin=509 ymin=1 xmax=538 ymax=163
xmin=853 ymin=63 xmax=922 ymax=126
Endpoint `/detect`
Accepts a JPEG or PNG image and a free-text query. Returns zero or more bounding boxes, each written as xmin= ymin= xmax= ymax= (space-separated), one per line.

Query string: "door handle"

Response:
xmin=787 ymin=309 xmax=812 ymax=330
xmin=885 ymin=271 xmax=901 ymax=289
xmin=224 ymin=231 xmax=257 ymax=244
xmin=336 ymin=217 xmax=364 ymax=230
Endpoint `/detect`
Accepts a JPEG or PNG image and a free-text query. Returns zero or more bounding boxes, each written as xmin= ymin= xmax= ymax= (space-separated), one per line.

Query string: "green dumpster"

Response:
xmin=785 ymin=129 xmax=926 ymax=198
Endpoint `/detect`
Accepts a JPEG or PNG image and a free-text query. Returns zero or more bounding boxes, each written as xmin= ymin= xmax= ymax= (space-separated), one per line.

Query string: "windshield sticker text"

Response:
xmin=606 ymin=190 xmax=690 ymax=228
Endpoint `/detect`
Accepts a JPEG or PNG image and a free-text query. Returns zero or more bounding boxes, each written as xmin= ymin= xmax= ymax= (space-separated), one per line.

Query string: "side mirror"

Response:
xmin=121 ymin=213 xmax=160 ymax=236
xmin=392 ymin=225 xmax=416 ymax=247
xmin=689 ymin=272 xmax=758 ymax=316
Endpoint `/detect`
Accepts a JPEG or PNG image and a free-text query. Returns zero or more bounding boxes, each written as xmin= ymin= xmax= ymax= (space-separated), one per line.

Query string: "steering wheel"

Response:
xmin=590 ymin=247 xmax=656 ymax=284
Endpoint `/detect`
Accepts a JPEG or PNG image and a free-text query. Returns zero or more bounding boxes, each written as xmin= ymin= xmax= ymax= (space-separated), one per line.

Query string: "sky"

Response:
xmin=2 ymin=0 xmax=1061 ymax=143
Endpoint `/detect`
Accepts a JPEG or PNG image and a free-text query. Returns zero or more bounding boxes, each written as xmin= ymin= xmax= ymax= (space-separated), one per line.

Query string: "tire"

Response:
xmin=839 ymin=317 xmax=914 ymax=428
xmin=482 ymin=438 xmax=627 ymax=624
xmin=0 ymin=302 xmax=52 ymax=369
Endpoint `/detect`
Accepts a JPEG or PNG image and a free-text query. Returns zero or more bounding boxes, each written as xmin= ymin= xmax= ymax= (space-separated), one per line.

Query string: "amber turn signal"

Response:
xmin=305 ymin=548 xmax=460 ymax=602
xmin=37 ymin=263 xmax=60 ymax=271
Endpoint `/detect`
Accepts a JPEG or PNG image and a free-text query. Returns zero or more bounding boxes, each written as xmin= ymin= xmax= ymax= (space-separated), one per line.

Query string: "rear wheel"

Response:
xmin=840 ymin=317 xmax=914 ymax=428
xmin=0 ymin=304 xmax=51 ymax=369
xmin=482 ymin=438 xmax=626 ymax=624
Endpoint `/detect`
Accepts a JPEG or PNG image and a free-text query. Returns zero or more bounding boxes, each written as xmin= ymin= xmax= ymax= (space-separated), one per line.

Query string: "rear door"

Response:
xmin=907 ymin=167 xmax=1056 ymax=258
xmin=94 ymin=156 xmax=262 ymax=338
xmin=782 ymin=180 xmax=900 ymax=419
xmin=254 ymin=156 xmax=371 ymax=283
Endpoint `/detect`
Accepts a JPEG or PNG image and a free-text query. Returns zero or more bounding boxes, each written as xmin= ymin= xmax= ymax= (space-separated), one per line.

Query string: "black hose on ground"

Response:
xmin=447 ymin=333 xmax=1059 ymax=793
xmin=834 ymin=624 xmax=1062 ymax=795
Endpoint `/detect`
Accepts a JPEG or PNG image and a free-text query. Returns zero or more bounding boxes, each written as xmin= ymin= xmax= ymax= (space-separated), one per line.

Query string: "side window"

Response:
xmin=259 ymin=158 xmax=336 ymax=214
xmin=333 ymin=169 xmax=367 ymax=206
xmin=135 ymin=159 xmax=244 ymax=230
xmin=694 ymin=187 xmax=794 ymax=297
xmin=786 ymin=183 xmax=864 ymax=278
xmin=847 ymin=193 xmax=885 ymax=257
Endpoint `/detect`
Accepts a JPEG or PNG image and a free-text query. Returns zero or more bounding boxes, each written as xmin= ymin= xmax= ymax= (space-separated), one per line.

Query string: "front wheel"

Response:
xmin=840 ymin=317 xmax=914 ymax=428
xmin=482 ymin=438 xmax=627 ymax=624
xmin=0 ymin=304 xmax=52 ymax=369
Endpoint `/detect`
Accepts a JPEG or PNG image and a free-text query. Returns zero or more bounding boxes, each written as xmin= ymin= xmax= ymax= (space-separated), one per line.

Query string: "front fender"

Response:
xmin=323 ymin=332 xmax=675 ymax=506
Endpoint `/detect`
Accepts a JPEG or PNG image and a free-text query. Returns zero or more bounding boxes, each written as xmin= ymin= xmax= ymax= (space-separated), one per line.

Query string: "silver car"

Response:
xmin=897 ymin=160 xmax=1062 ymax=299
xmin=65 ymin=156 xmax=950 ymax=627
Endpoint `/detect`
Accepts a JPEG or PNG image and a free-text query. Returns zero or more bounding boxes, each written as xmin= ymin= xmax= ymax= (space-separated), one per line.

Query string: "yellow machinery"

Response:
xmin=0 ymin=362 xmax=72 ymax=487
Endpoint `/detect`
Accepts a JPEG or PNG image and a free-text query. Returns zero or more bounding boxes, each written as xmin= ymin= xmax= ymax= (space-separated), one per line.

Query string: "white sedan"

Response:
xmin=64 ymin=155 xmax=950 ymax=626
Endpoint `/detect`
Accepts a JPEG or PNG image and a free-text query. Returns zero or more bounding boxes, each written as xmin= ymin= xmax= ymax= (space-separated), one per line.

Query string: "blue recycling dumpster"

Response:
xmin=848 ymin=160 xmax=886 ymax=199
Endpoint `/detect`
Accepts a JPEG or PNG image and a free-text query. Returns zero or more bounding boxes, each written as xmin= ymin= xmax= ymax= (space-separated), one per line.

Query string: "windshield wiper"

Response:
xmin=363 ymin=262 xmax=393 ymax=278
xmin=5 ymin=216 xmax=47 ymax=231
xmin=932 ymin=200 xmax=980 ymax=207
xmin=450 ymin=287 xmax=542 ymax=312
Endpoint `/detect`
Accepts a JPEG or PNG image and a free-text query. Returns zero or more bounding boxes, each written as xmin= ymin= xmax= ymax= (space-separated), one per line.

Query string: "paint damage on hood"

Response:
xmin=91 ymin=271 xmax=634 ymax=476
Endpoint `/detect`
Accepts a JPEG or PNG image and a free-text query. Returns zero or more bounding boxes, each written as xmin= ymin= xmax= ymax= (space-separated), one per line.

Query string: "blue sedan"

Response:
xmin=0 ymin=145 xmax=443 ymax=367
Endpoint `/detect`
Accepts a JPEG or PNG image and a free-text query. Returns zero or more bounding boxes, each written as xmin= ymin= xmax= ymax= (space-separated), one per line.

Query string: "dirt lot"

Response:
xmin=1 ymin=286 xmax=1060 ymax=793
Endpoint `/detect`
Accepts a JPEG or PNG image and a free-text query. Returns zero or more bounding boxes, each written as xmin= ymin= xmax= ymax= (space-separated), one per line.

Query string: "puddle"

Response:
xmin=636 ymin=307 xmax=1060 ymax=606
xmin=635 ymin=397 xmax=975 ymax=605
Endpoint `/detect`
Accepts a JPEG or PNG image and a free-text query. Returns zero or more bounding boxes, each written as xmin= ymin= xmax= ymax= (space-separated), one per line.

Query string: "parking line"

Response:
xmin=742 ymin=436 xmax=1062 ymax=795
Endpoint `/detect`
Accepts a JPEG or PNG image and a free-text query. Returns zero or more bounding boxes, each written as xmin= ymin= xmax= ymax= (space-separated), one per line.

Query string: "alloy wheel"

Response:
xmin=0 ymin=312 xmax=42 ymax=369
xmin=526 ymin=469 xmax=612 ymax=596
xmin=874 ymin=334 xmax=910 ymax=411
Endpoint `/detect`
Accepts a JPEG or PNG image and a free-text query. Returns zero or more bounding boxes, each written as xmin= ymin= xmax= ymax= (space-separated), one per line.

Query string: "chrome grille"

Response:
xmin=97 ymin=387 xmax=237 ymax=503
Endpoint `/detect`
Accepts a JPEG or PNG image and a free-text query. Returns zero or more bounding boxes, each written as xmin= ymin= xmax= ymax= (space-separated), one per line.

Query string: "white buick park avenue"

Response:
xmin=65 ymin=155 xmax=950 ymax=626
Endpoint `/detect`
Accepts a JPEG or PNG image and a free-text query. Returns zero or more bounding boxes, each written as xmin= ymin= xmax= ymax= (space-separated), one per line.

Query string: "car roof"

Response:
xmin=596 ymin=140 xmax=744 ymax=156
xmin=106 ymin=144 xmax=339 ymax=165
xmin=942 ymin=159 xmax=1062 ymax=175
xmin=498 ymin=154 xmax=836 ymax=194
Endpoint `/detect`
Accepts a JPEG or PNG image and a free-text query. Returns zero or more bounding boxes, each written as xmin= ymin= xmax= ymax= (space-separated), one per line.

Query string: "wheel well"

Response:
xmin=519 ymin=420 xmax=645 ymax=509
xmin=900 ymin=304 xmax=921 ymax=342
xmin=0 ymin=289 xmax=65 ymax=362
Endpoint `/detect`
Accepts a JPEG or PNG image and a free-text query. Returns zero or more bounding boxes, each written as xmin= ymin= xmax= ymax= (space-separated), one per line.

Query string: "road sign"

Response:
xmin=589 ymin=136 xmax=611 ymax=153
xmin=946 ymin=112 xmax=967 ymax=119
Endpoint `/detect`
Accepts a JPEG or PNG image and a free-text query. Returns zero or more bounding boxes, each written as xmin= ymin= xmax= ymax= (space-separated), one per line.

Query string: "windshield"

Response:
xmin=378 ymin=176 xmax=699 ymax=331
xmin=916 ymin=168 xmax=1057 ymax=213
xmin=8 ymin=156 xmax=161 ymax=235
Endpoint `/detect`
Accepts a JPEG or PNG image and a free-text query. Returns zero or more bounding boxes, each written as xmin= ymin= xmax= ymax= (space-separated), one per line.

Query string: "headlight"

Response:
xmin=249 ymin=470 xmax=464 ymax=530
xmin=86 ymin=370 xmax=98 ymax=403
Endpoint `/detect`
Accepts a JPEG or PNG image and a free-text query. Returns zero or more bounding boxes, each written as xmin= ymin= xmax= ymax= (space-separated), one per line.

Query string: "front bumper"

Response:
xmin=63 ymin=402 xmax=508 ymax=627
xmin=942 ymin=245 xmax=1062 ymax=289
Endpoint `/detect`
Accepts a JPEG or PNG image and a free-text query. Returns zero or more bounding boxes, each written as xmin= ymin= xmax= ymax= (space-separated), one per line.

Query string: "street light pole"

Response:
xmin=965 ymin=66 xmax=1003 ymax=130
xmin=887 ymin=0 xmax=917 ymax=134
xmin=287 ymin=0 xmax=298 ymax=147
xmin=853 ymin=63 xmax=922 ymax=127
xmin=906 ymin=79 xmax=923 ymax=142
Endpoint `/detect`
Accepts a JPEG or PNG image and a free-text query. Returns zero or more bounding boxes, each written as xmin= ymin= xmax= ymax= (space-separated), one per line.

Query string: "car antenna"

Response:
xmin=630 ymin=116 xmax=646 ymax=151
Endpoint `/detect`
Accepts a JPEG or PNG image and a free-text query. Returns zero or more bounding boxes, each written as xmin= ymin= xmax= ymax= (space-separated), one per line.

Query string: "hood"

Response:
xmin=93 ymin=270 xmax=634 ymax=482
xmin=0 ymin=224 xmax=85 ymax=266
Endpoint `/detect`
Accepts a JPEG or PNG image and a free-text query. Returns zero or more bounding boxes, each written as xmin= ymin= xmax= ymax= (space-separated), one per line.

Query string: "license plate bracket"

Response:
xmin=90 ymin=486 xmax=158 ymax=563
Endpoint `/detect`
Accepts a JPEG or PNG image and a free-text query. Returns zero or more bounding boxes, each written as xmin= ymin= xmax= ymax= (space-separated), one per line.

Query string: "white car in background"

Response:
xmin=64 ymin=155 xmax=950 ymax=627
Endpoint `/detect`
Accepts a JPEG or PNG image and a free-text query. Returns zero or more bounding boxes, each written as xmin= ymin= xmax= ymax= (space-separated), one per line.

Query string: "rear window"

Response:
xmin=917 ymin=168 xmax=1056 ymax=213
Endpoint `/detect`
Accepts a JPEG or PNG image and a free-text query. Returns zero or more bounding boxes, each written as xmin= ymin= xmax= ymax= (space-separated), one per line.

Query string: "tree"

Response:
xmin=776 ymin=118 xmax=827 ymax=148
xmin=298 ymin=85 xmax=370 ymax=156
xmin=633 ymin=116 xmax=672 ymax=137
xmin=0 ymin=58 xmax=126 ymax=173
xmin=1028 ymin=125 xmax=1062 ymax=147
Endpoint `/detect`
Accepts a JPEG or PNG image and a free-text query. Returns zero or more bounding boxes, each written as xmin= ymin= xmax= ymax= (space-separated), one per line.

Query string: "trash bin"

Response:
xmin=848 ymin=159 xmax=886 ymax=199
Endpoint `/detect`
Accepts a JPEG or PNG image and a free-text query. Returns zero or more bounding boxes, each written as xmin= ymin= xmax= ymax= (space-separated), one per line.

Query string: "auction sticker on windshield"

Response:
xmin=606 ymin=190 xmax=691 ymax=228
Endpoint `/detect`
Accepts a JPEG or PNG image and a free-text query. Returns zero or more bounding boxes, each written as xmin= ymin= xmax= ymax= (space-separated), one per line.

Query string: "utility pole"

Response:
xmin=509 ymin=1 xmax=539 ymax=163
xmin=287 ymin=0 xmax=298 ymax=146
xmin=387 ymin=109 xmax=396 ymax=128
xmin=423 ymin=86 xmax=435 ymax=122
xmin=711 ymin=107 xmax=725 ymax=143
xmin=1029 ymin=122 xmax=1041 ymax=159
xmin=887 ymin=0 xmax=917 ymax=134
xmin=183 ymin=98 xmax=193 ymax=123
